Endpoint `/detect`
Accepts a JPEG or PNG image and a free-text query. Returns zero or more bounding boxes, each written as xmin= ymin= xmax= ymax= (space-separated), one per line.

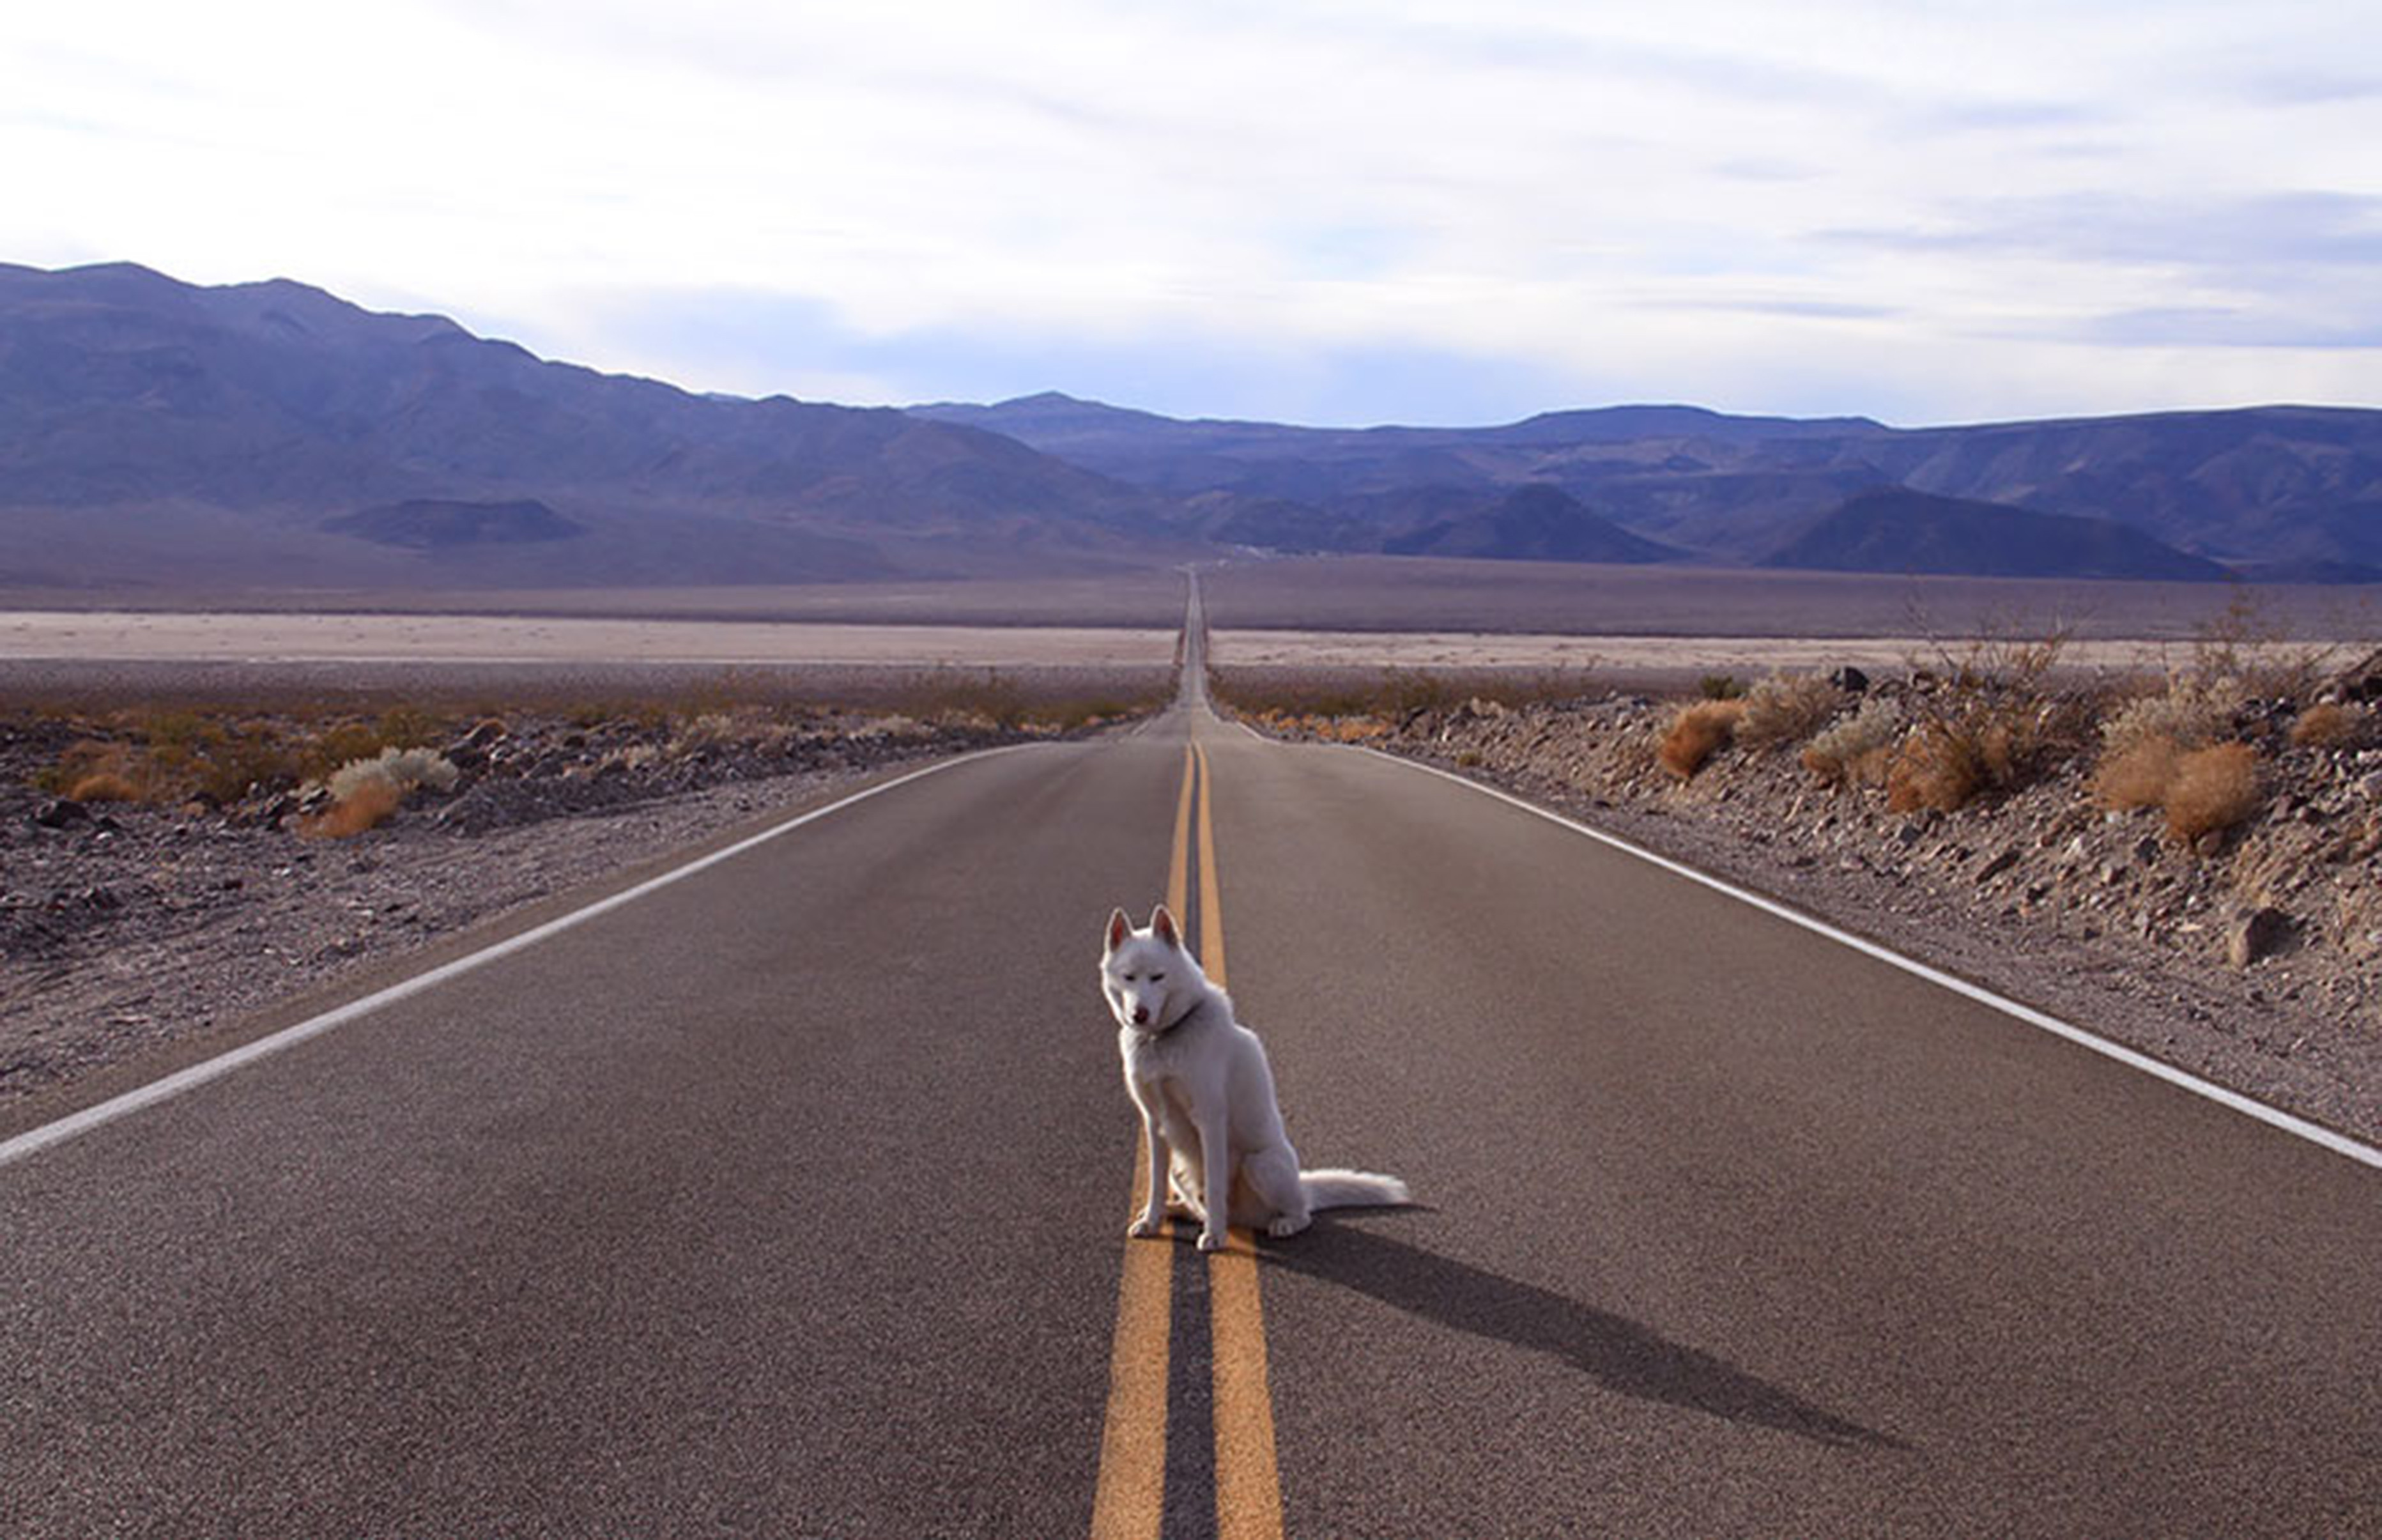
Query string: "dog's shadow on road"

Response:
xmin=1260 ymin=1219 xmax=1907 ymax=1451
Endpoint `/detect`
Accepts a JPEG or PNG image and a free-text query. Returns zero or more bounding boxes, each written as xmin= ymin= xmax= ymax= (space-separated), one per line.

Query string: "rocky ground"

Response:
xmin=1231 ymin=656 xmax=2382 ymax=1151
xmin=1 ymin=702 xmax=1119 ymax=1112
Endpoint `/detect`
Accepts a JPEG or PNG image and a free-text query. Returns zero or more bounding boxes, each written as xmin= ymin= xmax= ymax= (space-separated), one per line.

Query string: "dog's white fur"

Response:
xmin=1102 ymin=904 xmax=1409 ymax=1252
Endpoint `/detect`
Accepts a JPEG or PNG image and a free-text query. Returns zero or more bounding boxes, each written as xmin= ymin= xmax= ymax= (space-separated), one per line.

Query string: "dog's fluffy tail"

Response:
xmin=1299 ymin=1168 xmax=1411 ymax=1210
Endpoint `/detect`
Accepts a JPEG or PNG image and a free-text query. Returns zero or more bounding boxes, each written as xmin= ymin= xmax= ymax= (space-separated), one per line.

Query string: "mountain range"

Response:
xmin=3 ymin=260 xmax=2378 ymax=592
xmin=914 ymin=393 xmax=2382 ymax=583
xmin=0 ymin=261 xmax=1171 ymax=589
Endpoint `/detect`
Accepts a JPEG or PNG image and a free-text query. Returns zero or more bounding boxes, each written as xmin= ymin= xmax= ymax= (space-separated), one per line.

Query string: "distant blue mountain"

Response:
xmin=916 ymin=392 xmax=2382 ymax=580
xmin=0 ymin=263 xmax=1172 ymax=589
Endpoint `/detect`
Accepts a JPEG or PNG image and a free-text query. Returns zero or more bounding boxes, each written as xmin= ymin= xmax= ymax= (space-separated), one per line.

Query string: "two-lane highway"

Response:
xmin=5 ymin=584 xmax=2380 ymax=1536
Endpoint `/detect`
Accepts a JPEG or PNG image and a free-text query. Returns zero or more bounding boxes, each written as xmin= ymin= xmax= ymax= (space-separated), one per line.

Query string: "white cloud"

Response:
xmin=4 ymin=0 xmax=2378 ymax=424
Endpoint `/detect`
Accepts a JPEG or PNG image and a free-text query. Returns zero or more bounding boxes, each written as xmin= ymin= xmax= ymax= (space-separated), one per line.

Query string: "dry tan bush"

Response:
xmin=2290 ymin=701 xmax=2367 ymax=749
xmin=1736 ymin=674 xmax=1847 ymax=751
xmin=1801 ymin=697 xmax=1900 ymax=786
xmin=303 ymin=778 xmax=403 ymax=838
xmin=1659 ymin=699 xmax=1746 ymax=779
xmin=40 ymin=739 xmax=131 ymax=797
xmin=1887 ymin=723 xmax=1985 ymax=812
xmin=68 ymin=770 xmax=141 ymax=803
xmin=2090 ymin=733 xmax=2184 ymax=811
xmin=2164 ymin=743 xmax=2261 ymax=845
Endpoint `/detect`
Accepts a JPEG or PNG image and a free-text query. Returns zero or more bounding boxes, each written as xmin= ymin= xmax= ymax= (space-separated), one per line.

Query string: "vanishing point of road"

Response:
xmin=5 ymin=577 xmax=2379 ymax=1536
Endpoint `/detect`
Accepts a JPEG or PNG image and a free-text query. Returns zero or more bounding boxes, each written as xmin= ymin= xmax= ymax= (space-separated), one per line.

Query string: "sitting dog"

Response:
xmin=1102 ymin=904 xmax=1409 ymax=1252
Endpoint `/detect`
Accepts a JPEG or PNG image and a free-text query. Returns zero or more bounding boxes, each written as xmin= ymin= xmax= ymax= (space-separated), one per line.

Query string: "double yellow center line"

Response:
xmin=1091 ymin=741 xmax=1284 ymax=1539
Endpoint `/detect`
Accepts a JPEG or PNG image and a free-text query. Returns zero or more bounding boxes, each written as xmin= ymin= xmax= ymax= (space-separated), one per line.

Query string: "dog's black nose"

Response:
xmin=1132 ymin=1005 xmax=1149 ymax=1024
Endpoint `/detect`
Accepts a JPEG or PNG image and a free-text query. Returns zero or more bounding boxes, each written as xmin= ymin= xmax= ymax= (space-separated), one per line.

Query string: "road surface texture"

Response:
xmin=4 ymin=583 xmax=2379 ymax=1537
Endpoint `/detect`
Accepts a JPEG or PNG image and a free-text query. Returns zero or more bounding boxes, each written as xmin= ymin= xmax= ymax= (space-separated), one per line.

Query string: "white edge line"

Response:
xmin=1357 ymin=746 xmax=2382 ymax=1174
xmin=1 ymin=744 xmax=1035 ymax=1171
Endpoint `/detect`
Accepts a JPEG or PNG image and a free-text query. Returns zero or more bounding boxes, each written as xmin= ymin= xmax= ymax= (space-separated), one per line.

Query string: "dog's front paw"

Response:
xmin=1128 ymin=1212 xmax=1165 ymax=1239
xmin=1266 ymin=1213 xmax=1310 ymax=1239
xmin=1196 ymin=1227 xmax=1229 ymax=1253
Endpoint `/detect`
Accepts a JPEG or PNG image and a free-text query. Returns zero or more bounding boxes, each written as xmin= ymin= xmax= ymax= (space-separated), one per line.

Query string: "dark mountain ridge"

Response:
xmin=1382 ymin=484 xmax=1683 ymax=564
xmin=0 ymin=263 xmax=1174 ymax=588
xmin=1760 ymin=487 xmax=2232 ymax=581
xmin=914 ymin=392 xmax=2382 ymax=579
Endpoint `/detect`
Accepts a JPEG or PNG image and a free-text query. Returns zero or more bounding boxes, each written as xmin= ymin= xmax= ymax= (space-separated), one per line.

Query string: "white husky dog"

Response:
xmin=1102 ymin=904 xmax=1410 ymax=1252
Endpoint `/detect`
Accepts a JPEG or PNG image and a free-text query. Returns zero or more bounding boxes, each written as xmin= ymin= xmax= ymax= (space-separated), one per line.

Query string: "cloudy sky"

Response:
xmin=8 ymin=1 xmax=2379 ymax=427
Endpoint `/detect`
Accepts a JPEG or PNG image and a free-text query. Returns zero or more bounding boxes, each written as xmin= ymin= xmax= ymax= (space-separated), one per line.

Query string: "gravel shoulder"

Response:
xmin=1235 ymin=682 xmax=2382 ymax=1155
xmin=1 ymin=705 xmax=1112 ymax=1127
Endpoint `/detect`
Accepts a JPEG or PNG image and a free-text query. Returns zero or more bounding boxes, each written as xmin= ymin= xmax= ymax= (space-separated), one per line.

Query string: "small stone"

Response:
xmin=2227 ymin=907 xmax=2293 ymax=969
xmin=1975 ymin=848 xmax=2020 ymax=882
xmin=33 ymin=798 xmax=90 ymax=829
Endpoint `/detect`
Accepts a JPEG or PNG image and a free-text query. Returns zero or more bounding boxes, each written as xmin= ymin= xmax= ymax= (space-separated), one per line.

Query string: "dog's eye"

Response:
xmin=1149 ymin=972 xmax=1165 ymax=982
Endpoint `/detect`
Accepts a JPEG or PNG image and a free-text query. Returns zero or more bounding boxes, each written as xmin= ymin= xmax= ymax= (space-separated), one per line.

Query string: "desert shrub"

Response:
xmin=190 ymin=725 xmax=301 ymax=805
xmin=297 ymin=720 xmax=394 ymax=783
xmin=898 ymin=666 xmax=1031 ymax=729
xmin=2186 ymin=589 xmax=2338 ymax=703
xmin=1887 ymin=720 xmax=2004 ymax=813
xmin=2163 ymin=743 xmax=2261 ymax=845
xmin=39 ymin=739 xmax=134 ymax=797
xmin=2290 ymin=700 xmax=2367 ymax=749
xmin=305 ymin=748 xmax=453 ymax=838
xmin=601 ymin=743 xmax=663 ymax=774
xmin=304 ymin=778 xmax=404 ymax=838
xmin=375 ymin=704 xmax=447 ymax=750
xmin=2090 ymin=733 xmax=2185 ymax=812
xmin=1659 ymin=699 xmax=1746 ymax=779
xmin=1698 ymin=674 xmax=1745 ymax=700
xmin=135 ymin=709 xmax=224 ymax=759
xmin=1736 ymin=673 xmax=1847 ymax=751
xmin=1381 ymin=669 xmax=1456 ymax=720
xmin=679 ymin=709 xmax=753 ymax=749
xmin=1040 ymin=695 xmax=1142 ymax=731
xmin=1801 ymin=697 xmax=1902 ymax=786
xmin=68 ymin=771 xmax=141 ymax=803
xmin=326 ymin=746 xmax=457 ymax=804
xmin=2100 ymin=678 xmax=2231 ymax=758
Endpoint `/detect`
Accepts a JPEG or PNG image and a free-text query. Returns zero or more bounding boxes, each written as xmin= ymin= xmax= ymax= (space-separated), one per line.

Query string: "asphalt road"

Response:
xmin=5 ymin=607 xmax=2381 ymax=1536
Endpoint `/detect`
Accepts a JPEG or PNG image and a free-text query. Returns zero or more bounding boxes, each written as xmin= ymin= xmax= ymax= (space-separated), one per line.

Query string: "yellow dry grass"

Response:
xmin=1659 ymin=699 xmax=1746 ymax=780
xmin=302 ymin=779 xmax=404 ymax=838
xmin=2289 ymin=701 xmax=2365 ymax=749
xmin=2089 ymin=733 xmax=2185 ymax=812
xmin=2163 ymin=743 xmax=2260 ymax=845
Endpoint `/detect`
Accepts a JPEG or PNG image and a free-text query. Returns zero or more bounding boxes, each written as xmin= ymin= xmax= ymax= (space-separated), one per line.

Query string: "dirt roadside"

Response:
xmin=0 ymin=704 xmax=1113 ymax=1118
xmin=1230 ymin=668 xmax=2382 ymax=1154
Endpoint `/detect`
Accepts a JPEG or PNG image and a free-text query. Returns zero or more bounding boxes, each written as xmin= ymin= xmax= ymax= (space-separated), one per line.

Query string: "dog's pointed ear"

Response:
xmin=1105 ymin=908 xmax=1132 ymax=954
xmin=1150 ymin=904 xmax=1182 ymax=949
